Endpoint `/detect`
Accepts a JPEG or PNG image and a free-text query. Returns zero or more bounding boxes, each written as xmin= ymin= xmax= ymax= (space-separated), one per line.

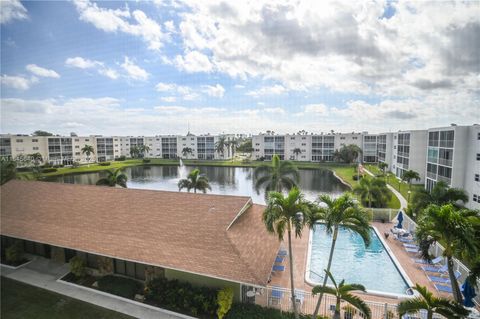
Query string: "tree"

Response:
xmin=0 ymin=160 xmax=17 ymax=185
xmin=227 ymin=138 xmax=239 ymax=160
xmin=215 ymin=136 xmax=227 ymax=158
xmin=130 ymin=146 xmax=140 ymax=158
xmin=96 ymin=168 xmax=128 ymax=188
xmin=254 ymin=154 xmax=299 ymax=196
xmin=312 ymin=193 xmax=371 ymax=319
xmin=236 ymin=139 xmax=253 ymax=153
xmin=398 ymin=284 xmax=469 ymax=319
xmin=409 ymin=181 xmax=469 ymax=218
xmin=402 ymin=170 xmax=421 ymax=191
xmin=81 ymin=145 xmax=95 ymax=163
xmin=312 ymin=270 xmax=371 ymax=319
xmin=138 ymin=144 xmax=151 ymax=158
xmin=333 ymin=145 xmax=362 ymax=164
xmin=178 ymin=168 xmax=211 ymax=193
xmin=353 ymin=177 xmax=391 ymax=208
xmin=32 ymin=130 xmax=53 ymax=136
xmin=416 ymin=204 xmax=478 ymax=303
xmin=28 ymin=153 xmax=43 ymax=178
xmin=292 ymin=148 xmax=302 ymax=160
xmin=378 ymin=162 xmax=388 ymax=174
xmin=181 ymin=147 xmax=193 ymax=159
xmin=262 ymin=187 xmax=312 ymax=319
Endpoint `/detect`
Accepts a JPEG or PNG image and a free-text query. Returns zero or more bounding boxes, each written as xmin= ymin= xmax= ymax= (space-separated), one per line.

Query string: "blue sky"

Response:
xmin=1 ymin=0 xmax=478 ymax=136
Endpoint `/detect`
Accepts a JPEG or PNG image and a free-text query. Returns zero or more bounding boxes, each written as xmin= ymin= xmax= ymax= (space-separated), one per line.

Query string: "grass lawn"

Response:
xmin=1 ymin=277 xmax=135 ymax=319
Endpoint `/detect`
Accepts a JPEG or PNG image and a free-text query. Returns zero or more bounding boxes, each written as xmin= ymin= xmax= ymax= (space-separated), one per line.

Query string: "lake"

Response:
xmin=46 ymin=165 xmax=349 ymax=204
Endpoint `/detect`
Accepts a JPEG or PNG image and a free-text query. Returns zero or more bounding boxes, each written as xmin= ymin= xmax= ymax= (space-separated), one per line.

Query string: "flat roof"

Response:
xmin=1 ymin=180 xmax=279 ymax=286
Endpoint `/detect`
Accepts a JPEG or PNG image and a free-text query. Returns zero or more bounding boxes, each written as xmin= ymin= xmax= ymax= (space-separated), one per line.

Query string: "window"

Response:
xmin=477 ymin=153 xmax=480 ymax=161
xmin=75 ymin=152 xmax=80 ymax=155
xmin=16 ymin=139 xmax=23 ymax=143
xmin=33 ymin=147 xmax=39 ymax=150
xmin=475 ymin=174 xmax=480 ymax=182
xmin=75 ymin=139 xmax=79 ymax=142
xmin=32 ymin=139 xmax=38 ymax=142
xmin=85 ymin=139 xmax=89 ymax=141
xmin=474 ymin=194 xmax=478 ymax=202
xmin=75 ymin=145 xmax=80 ymax=148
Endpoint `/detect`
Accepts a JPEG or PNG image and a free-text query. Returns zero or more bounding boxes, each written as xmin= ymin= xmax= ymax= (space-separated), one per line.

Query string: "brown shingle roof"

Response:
xmin=0 ymin=180 xmax=279 ymax=286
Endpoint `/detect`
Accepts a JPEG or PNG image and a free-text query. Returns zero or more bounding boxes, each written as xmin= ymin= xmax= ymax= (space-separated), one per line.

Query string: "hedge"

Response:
xmin=97 ymin=275 xmax=143 ymax=299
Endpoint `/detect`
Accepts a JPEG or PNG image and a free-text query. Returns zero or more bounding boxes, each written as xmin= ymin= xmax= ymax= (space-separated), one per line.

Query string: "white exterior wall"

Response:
xmin=9 ymin=135 xmax=49 ymax=164
xmin=392 ymin=130 xmax=427 ymax=183
xmin=334 ymin=133 xmax=363 ymax=150
xmin=178 ymin=135 xmax=197 ymax=159
xmin=377 ymin=133 xmax=394 ymax=170
xmin=285 ymin=134 xmax=311 ymax=161
xmin=463 ymin=125 xmax=480 ymax=210
xmin=72 ymin=136 xmax=96 ymax=163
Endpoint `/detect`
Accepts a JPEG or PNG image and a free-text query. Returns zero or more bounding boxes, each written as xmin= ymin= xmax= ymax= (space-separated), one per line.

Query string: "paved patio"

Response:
xmin=1 ymin=257 xmax=191 ymax=319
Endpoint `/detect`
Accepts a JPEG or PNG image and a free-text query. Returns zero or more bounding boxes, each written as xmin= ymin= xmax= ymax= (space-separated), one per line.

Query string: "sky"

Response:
xmin=0 ymin=0 xmax=479 ymax=136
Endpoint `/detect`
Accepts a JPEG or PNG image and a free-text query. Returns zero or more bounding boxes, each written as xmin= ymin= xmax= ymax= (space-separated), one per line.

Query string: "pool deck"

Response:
xmin=269 ymin=221 xmax=451 ymax=304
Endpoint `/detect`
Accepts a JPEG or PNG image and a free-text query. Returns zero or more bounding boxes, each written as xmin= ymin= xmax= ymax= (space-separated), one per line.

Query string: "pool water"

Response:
xmin=308 ymin=224 xmax=410 ymax=295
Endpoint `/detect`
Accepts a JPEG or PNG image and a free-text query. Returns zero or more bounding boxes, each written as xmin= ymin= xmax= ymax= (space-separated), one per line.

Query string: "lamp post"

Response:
xmin=407 ymin=190 xmax=411 ymax=203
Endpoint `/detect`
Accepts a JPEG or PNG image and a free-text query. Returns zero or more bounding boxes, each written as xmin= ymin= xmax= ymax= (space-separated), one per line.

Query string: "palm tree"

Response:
xmin=398 ymin=284 xmax=469 ymax=319
xmin=312 ymin=193 xmax=371 ymax=319
xmin=312 ymin=270 xmax=371 ymax=319
xmin=1 ymin=160 xmax=17 ymax=185
xmin=181 ymin=147 xmax=193 ymax=159
xmin=416 ymin=204 xmax=478 ymax=302
xmin=378 ymin=162 xmax=388 ymax=175
xmin=254 ymin=154 xmax=299 ymax=196
xmin=292 ymin=148 xmax=302 ymax=160
xmin=96 ymin=168 xmax=128 ymax=188
xmin=410 ymin=181 xmax=469 ymax=219
xmin=81 ymin=145 xmax=95 ymax=164
xmin=139 ymin=145 xmax=151 ymax=158
xmin=262 ymin=187 xmax=312 ymax=319
xmin=177 ymin=168 xmax=211 ymax=193
xmin=215 ymin=136 xmax=227 ymax=158
xmin=402 ymin=170 xmax=420 ymax=191
xmin=130 ymin=146 xmax=139 ymax=158
xmin=227 ymin=138 xmax=239 ymax=160
xmin=353 ymin=177 xmax=391 ymax=208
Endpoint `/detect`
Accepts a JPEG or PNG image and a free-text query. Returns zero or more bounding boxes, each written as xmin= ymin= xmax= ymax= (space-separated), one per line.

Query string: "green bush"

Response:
xmin=352 ymin=174 xmax=363 ymax=181
xmin=97 ymin=275 xmax=143 ymax=299
xmin=217 ymin=287 xmax=234 ymax=319
xmin=5 ymin=241 xmax=24 ymax=264
xmin=225 ymin=303 xmax=319 ymax=319
xmin=53 ymin=164 xmax=64 ymax=168
xmin=71 ymin=161 xmax=80 ymax=168
xmin=42 ymin=168 xmax=58 ymax=173
xmin=145 ymin=277 xmax=217 ymax=317
xmin=142 ymin=159 xmax=151 ymax=163
xmin=116 ymin=156 xmax=126 ymax=161
xmin=69 ymin=256 xmax=86 ymax=278
xmin=99 ymin=162 xmax=111 ymax=166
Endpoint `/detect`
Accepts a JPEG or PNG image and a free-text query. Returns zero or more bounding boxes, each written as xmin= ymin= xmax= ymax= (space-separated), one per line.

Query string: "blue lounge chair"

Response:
xmin=434 ymin=284 xmax=452 ymax=293
xmin=273 ymin=265 xmax=285 ymax=272
xmin=427 ymin=271 xmax=461 ymax=284
xmin=275 ymin=256 xmax=284 ymax=263
xmin=405 ymin=247 xmax=420 ymax=253
xmin=413 ymin=256 xmax=443 ymax=265
xmin=421 ymin=264 xmax=448 ymax=273
xmin=278 ymin=250 xmax=288 ymax=256
xmin=399 ymin=237 xmax=414 ymax=243
xmin=403 ymin=243 xmax=418 ymax=249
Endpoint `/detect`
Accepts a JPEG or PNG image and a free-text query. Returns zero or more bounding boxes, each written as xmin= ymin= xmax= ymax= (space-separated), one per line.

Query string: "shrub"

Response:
xmin=116 ymin=155 xmax=126 ymax=161
xmin=352 ymin=174 xmax=363 ymax=181
xmin=145 ymin=277 xmax=217 ymax=317
xmin=217 ymin=287 xmax=234 ymax=319
xmin=97 ymin=275 xmax=143 ymax=299
xmin=5 ymin=241 xmax=24 ymax=264
xmin=53 ymin=164 xmax=64 ymax=168
xmin=142 ymin=159 xmax=151 ymax=163
xmin=43 ymin=162 xmax=52 ymax=168
xmin=71 ymin=161 xmax=80 ymax=168
xmin=99 ymin=162 xmax=111 ymax=166
xmin=42 ymin=168 xmax=58 ymax=173
xmin=225 ymin=303 xmax=319 ymax=319
xmin=69 ymin=256 xmax=86 ymax=278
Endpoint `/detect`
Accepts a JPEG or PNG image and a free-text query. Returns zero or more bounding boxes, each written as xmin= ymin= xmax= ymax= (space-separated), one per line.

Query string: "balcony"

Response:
xmin=437 ymin=175 xmax=451 ymax=185
xmin=438 ymin=158 xmax=453 ymax=167
xmin=427 ymin=171 xmax=437 ymax=179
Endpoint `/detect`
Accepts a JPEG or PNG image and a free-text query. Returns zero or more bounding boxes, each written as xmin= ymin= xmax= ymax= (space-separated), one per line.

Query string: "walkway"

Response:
xmin=1 ymin=257 xmax=192 ymax=319
xmin=362 ymin=167 xmax=408 ymax=209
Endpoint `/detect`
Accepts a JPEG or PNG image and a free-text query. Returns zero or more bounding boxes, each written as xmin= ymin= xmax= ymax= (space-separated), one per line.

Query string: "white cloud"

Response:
xmin=26 ymin=64 xmax=60 ymax=78
xmin=304 ymin=104 xmax=327 ymax=114
xmin=160 ymin=96 xmax=176 ymax=102
xmin=73 ymin=0 xmax=167 ymax=50
xmin=164 ymin=20 xmax=175 ymax=33
xmin=203 ymin=84 xmax=225 ymax=98
xmin=65 ymin=56 xmax=100 ymax=69
xmin=121 ymin=56 xmax=149 ymax=81
xmin=0 ymin=0 xmax=27 ymax=24
xmin=1 ymin=75 xmax=38 ymax=90
xmin=66 ymin=56 xmax=119 ymax=80
xmin=234 ymin=84 xmax=245 ymax=89
xmin=155 ymin=82 xmax=176 ymax=92
xmin=155 ymin=82 xmax=200 ymax=100
xmin=264 ymin=107 xmax=285 ymax=114
xmin=246 ymin=85 xmax=286 ymax=97
xmin=175 ymin=51 xmax=213 ymax=73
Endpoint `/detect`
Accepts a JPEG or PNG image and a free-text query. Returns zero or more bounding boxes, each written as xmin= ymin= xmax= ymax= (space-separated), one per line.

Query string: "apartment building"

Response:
xmin=362 ymin=134 xmax=378 ymax=163
xmin=252 ymin=132 xmax=363 ymax=162
xmin=425 ymin=125 xmax=480 ymax=210
xmin=377 ymin=133 xmax=394 ymax=170
xmin=391 ymin=130 xmax=428 ymax=183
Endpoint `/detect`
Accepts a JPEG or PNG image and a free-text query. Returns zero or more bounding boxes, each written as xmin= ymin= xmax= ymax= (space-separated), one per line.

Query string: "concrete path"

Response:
xmin=362 ymin=167 xmax=408 ymax=210
xmin=1 ymin=257 xmax=192 ymax=319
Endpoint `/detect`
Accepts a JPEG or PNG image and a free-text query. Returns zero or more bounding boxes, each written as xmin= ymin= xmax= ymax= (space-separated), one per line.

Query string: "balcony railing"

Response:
xmin=427 ymin=171 xmax=437 ymax=179
xmin=437 ymin=175 xmax=451 ymax=185
xmin=438 ymin=158 xmax=453 ymax=167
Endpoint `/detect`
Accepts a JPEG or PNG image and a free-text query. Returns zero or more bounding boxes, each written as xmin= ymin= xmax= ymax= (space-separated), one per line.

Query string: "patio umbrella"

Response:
xmin=396 ymin=211 xmax=404 ymax=229
xmin=462 ymin=280 xmax=477 ymax=308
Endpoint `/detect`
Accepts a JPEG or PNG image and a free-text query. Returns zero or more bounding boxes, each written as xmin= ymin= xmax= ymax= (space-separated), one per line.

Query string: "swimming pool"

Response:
xmin=306 ymin=224 xmax=412 ymax=297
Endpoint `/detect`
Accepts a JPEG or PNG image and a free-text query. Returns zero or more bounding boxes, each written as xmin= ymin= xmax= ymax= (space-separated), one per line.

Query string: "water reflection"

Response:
xmin=46 ymin=165 xmax=349 ymax=204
